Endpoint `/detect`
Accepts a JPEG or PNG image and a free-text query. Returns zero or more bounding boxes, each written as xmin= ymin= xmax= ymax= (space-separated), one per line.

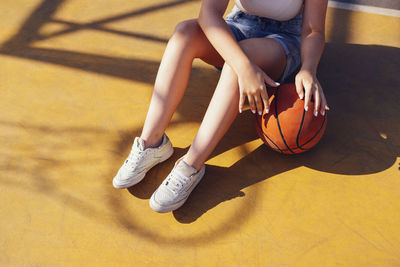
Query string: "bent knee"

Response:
xmin=173 ymin=19 xmax=202 ymax=41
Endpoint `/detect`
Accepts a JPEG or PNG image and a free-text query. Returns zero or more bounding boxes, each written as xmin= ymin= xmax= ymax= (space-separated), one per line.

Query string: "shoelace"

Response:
xmin=165 ymin=171 xmax=191 ymax=194
xmin=126 ymin=147 xmax=145 ymax=170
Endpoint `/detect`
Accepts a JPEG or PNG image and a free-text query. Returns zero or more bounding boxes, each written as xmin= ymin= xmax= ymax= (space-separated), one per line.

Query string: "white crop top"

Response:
xmin=234 ymin=0 xmax=304 ymax=21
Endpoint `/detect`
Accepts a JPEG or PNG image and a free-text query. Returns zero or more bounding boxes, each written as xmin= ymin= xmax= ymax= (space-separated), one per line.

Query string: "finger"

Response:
xmin=239 ymin=92 xmax=245 ymax=113
xmin=254 ymin=91 xmax=263 ymax=115
xmin=320 ymin=96 xmax=327 ymax=116
xmin=325 ymin=103 xmax=330 ymax=111
xmin=303 ymin=82 xmax=312 ymax=112
xmin=318 ymin=81 xmax=330 ymax=112
xmin=295 ymin=76 xmax=304 ymax=100
xmin=313 ymin=87 xmax=321 ymax=117
xmin=318 ymin=84 xmax=328 ymax=115
xmin=260 ymin=86 xmax=270 ymax=113
xmin=247 ymin=95 xmax=256 ymax=114
xmin=263 ymin=72 xmax=280 ymax=88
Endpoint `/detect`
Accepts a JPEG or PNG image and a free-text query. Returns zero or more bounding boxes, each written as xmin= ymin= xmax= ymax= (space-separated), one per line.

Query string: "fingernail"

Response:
xmin=258 ymin=111 xmax=262 ymax=115
xmin=299 ymin=93 xmax=304 ymax=100
xmin=322 ymin=110 xmax=325 ymax=116
xmin=239 ymin=108 xmax=242 ymax=113
xmin=265 ymin=108 xmax=269 ymax=114
xmin=275 ymin=82 xmax=280 ymax=86
xmin=251 ymin=110 xmax=256 ymax=114
xmin=305 ymin=106 xmax=308 ymax=111
xmin=314 ymin=110 xmax=318 ymax=117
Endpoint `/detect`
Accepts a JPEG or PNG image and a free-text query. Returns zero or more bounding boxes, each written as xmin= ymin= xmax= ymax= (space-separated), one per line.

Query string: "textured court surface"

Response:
xmin=1 ymin=0 xmax=399 ymax=266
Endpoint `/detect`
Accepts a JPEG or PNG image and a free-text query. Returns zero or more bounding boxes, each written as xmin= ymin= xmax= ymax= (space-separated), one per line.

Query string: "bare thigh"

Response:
xmin=182 ymin=19 xmax=287 ymax=79
xmin=238 ymin=37 xmax=287 ymax=81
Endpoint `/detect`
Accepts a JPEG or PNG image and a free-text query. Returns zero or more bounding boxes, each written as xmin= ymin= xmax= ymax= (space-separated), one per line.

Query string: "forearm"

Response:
xmin=300 ymin=30 xmax=325 ymax=75
xmin=198 ymin=4 xmax=251 ymax=74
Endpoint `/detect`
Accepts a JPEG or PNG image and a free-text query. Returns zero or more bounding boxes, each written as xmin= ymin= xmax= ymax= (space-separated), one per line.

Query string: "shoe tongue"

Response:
xmin=175 ymin=159 xmax=198 ymax=177
xmin=134 ymin=137 xmax=145 ymax=151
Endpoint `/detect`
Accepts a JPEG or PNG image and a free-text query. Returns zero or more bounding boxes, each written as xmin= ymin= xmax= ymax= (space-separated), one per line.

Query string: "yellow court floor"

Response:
xmin=1 ymin=0 xmax=399 ymax=266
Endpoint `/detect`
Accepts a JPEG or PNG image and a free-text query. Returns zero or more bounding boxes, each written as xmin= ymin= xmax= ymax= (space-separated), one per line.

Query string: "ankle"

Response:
xmin=182 ymin=155 xmax=203 ymax=171
xmin=141 ymin=135 xmax=163 ymax=149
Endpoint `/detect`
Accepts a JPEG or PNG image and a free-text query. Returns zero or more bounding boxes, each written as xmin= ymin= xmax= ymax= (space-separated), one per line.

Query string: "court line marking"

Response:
xmin=328 ymin=1 xmax=400 ymax=17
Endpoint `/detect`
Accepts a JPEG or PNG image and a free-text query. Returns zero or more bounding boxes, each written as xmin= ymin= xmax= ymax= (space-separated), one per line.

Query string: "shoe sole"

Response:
xmin=149 ymin=167 xmax=205 ymax=213
xmin=112 ymin=172 xmax=146 ymax=189
xmin=112 ymin=146 xmax=174 ymax=189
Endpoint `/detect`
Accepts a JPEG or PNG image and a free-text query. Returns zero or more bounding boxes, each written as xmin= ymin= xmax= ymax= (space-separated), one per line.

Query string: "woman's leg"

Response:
xmin=140 ymin=19 xmax=224 ymax=148
xmin=184 ymin=38 xmax=287 ymax=170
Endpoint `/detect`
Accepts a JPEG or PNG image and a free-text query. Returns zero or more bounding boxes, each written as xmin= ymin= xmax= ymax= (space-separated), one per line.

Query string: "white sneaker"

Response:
xmin=150 ymin=157 xmax=205 ymax=213
xmin=113 ymin=134 xmax=174 ymax=189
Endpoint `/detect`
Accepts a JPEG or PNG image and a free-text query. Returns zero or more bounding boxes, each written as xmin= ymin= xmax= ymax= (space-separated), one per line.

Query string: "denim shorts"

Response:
xmin=218 ymin=6 xmax=303 ymax=83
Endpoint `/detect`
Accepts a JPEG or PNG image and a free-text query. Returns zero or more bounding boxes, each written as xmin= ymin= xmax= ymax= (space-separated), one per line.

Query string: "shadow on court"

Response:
xmin=1 ymin=0 xmax=399 ymax=238
xmin=128 ymin=43 xmax=400 ymax=223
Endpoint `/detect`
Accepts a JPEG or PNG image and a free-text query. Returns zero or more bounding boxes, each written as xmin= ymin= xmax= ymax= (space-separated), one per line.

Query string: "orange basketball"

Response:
xmin=255 ymin=83 xmax=327 ymax=154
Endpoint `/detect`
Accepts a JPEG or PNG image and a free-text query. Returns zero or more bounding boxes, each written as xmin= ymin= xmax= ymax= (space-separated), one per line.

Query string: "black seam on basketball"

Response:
xmin=278 ymin=147 xmax=298 ymax=152
xmin=275 ymin=87 xmax=295 ymax=154
xmin=255 ymin=116 xmax=283 ymax=153
xmin=296 ymin=109 xmax=307 ymax=151
xmin=298 ymin=113 xmax=327 ymax=149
